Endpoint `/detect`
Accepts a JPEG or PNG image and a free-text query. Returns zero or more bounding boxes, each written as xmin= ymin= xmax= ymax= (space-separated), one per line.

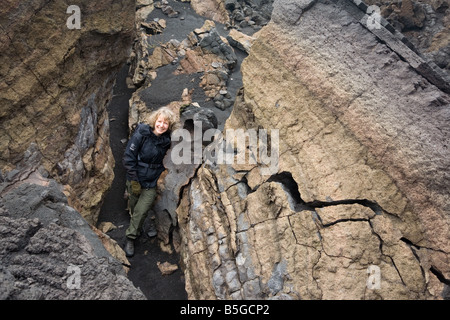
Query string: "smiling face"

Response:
xmin=153 ymin=115 xmax=170 ymax=136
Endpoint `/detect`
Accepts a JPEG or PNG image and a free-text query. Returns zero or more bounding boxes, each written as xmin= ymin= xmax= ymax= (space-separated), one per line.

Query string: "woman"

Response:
xmin=122 ymin=107 xmax=176 ymax=257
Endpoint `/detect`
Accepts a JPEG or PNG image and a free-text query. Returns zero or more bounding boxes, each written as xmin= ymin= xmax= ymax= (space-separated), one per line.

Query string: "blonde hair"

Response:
xmin=147 ymin=107 xmax=178 ymax=132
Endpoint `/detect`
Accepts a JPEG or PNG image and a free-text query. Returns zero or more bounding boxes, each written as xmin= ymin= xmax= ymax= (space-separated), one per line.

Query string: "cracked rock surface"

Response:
xmin=0 ymin=170 xmax=145 ymax=300
xmin=0 ymin=0 xmax=135 ymax=224
xmin=0 ymin=0 xmax=144 ymax=299
xmin=176 ymin=0 xmax=450 ymax=299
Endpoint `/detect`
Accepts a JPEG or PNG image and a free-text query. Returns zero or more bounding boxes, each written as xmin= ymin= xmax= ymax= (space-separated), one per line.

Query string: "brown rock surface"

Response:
xmin=176 ymin=0 xmax=450 ymax=299
xmin=0 ymin=0 xmax=143 ymax=299
xmin=190 ymin=0 xmax=230 ymax=24
xmin=0 ymin=0 xmax=135 ymax=224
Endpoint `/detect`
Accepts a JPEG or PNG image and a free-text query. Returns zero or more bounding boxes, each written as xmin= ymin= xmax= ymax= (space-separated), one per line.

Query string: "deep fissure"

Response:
xmin=263 ymin=170 xmax=384 ymax=217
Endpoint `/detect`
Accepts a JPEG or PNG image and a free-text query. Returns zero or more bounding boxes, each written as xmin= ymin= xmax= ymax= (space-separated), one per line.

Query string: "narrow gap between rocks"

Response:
xmin=97 ymin=64 xmax=188 ymax=299
xmin=96 ymin=0 xmax=257 ymax=300
xmin=261 ymin=170 xmax=385 ymax=217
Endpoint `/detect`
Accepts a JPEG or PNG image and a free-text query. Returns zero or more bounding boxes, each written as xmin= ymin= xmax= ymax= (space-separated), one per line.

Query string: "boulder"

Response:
xmin=0 ymin=169 xmax=144 ymax=299
xmin=190 ymin=0 xmax=230 ymax=24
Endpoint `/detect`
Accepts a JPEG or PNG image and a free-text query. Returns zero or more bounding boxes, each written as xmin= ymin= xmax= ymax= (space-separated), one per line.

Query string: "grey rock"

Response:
xmin=199 ymin=28 xmax=237 ymax=69
xmin=180 ymin=105 xmax=219 ymax=133
xmin=271 ymin=0 xmax=317 ymax=25
xmin=0 ymin=172 xmax=145 ymax=300
xmin=266 ymin=260 xmax=287 ymax=295
xmin=225 ymin=0 xmax=238 ymax=11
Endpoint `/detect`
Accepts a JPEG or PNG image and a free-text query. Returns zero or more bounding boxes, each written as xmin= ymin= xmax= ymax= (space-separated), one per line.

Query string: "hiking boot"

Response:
xmin=147 ymin=227 xmax=158 ymax=238
xmin=125 ymin=238 xmax=134 ymax=257
xmin=147 ymin=219 xmax=157 ymax=238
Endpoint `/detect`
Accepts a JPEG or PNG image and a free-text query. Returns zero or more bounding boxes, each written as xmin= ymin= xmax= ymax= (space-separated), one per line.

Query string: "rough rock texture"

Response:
xmin=224 ymin=0 xmax=274 ymax=30
xmin=0 ymin=169 xmax=145 ymax=299
xmin=189 ymin=0 xmax=230 ymax=24
xmin=187 ymin=0 xmax=275 ymax=30
xmin=0 ymin=0 xmax=135 ymax=224
xmin=0 ymin=0 xmax=143 ymax=299
xmin=177 ymin=0 xmax=450 ymax=299
xmin=365 ymin=0 xmax=450 ymax=72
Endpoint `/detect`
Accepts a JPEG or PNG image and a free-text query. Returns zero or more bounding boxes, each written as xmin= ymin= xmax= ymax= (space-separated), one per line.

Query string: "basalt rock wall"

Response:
xmin=177 ymin=0 xmax=450 ymax=299
xmin=0 ymin=1 xmax=143 ymax=299
xmin=0 ymin=0 xmax=135 ymax=224
xmin=0 ymin=169 xmax=145 ymax=299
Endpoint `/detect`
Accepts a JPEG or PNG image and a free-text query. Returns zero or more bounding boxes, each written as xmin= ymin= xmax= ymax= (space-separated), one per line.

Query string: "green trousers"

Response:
xmin=125 ymin=180 xmax=157 ymax=240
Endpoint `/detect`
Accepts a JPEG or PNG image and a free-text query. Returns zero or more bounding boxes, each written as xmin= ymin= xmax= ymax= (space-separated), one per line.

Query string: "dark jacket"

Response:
xmin=123 ymin=123 xmax=171 ymax=189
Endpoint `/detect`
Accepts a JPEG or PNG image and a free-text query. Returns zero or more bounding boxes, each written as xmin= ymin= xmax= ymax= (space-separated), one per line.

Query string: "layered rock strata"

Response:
xmin=0 ymin=0 xmax=142 ymax=299
xmin=0 ymin=0 xmax=135 ymax=224
xmin=365 ymin=0 xmax=450 ymax=72
xmin=177 ymin=0 xmax=450 ymax=299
